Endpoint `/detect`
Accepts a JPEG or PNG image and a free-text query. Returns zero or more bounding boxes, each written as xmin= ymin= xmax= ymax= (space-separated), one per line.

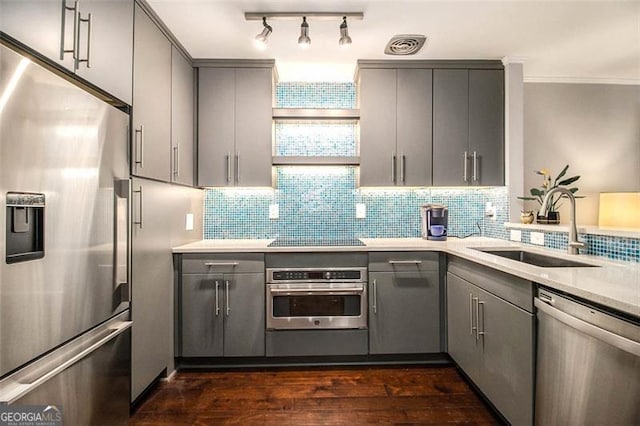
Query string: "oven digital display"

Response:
xmin=272 ymin=270 xmax=361 ymax=280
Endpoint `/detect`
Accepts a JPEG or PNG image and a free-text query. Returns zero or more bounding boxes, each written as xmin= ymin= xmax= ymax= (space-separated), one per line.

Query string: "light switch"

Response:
xmin=356 ymin=203 xmax=366 ymax=219
xmin=510 ymin=230 xmax=522 ymax=242
xmin=185 ymin=213 xmax=194 ymax=231
xmin=269 ymin=204 xmax=279 ymax=219
xmin=530 ymin=231 xmax=545 ymax=245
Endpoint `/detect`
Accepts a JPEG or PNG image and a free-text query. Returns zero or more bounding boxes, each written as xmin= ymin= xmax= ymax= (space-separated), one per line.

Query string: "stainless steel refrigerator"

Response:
xmin=0 ymin=41 xmax=131 ymax=424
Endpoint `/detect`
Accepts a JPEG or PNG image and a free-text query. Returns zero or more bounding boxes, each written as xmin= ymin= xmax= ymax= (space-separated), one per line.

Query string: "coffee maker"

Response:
xmin=421 ymin=204 xmax=448 ymax=241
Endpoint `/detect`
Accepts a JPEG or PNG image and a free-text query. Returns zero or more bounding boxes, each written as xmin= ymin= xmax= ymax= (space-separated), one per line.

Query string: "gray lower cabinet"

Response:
xmin=447 ymin=259 xmax=534 ymax=426
xmin=179 ymin=255 xmax=265 ymax=357
xmin=433 ymin=68 xmax=504 ymax=186
xmin=198 ymin=65 xmax=273 ymax=187
xmin=171 ymin=46 xmax=195 ymax=186
xmin=132 ymin=3 xmax=172 ymax=181
xmin=368 ymin=252 xmax=440 ymax=354
xmin=1 ymin=0 xmax=133 ymax=104
xmin=130 ymin=177 xmax=202 ymax=402
xmin=359 ymin=67 xmax=433 ymax=186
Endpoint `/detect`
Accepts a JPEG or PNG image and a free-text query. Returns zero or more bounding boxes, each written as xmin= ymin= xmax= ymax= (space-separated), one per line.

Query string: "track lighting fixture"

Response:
xmin=245 ymin=12 xmax=363 ymax=49
xmin=254 ymin=16 xmax=272 ymax=49
xmin=298 ymin=16 xmax=311 ymax=48
xmin=339 ymin=16 xmax=352 ymax=47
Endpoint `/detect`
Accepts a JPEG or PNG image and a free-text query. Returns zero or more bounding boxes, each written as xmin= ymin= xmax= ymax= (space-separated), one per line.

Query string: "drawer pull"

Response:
xmin=204 ymin=262 xmax=239 ymax=267
xmin=388 ymin=260 xmax=422 ymax=265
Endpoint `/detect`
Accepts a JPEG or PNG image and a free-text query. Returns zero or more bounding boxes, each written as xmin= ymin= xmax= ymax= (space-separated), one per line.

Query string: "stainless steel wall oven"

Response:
xmin=266 ymin=267 xmax=368 ymax=330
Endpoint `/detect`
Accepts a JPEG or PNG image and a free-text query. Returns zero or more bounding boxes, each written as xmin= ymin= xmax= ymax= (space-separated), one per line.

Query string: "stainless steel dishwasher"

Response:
xmin=535 ymin=288 xmax=640 ymax=425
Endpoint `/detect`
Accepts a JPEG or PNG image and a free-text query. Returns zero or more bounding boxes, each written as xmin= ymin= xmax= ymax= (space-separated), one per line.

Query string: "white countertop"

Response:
xmin=173 ymin=237 xmax=640 ymax=318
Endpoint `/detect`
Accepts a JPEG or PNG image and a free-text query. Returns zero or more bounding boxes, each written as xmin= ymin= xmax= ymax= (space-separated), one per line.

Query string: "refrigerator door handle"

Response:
xmin=0 ymin=321 xmax=132 ymax=404
xmin=115 ymin=179 xmax=130 ymax=303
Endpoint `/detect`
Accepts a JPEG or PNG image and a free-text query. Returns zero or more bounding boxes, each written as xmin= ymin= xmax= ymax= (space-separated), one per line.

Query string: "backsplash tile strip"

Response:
xmin=202 ymin=81 xmax=639 ymax=262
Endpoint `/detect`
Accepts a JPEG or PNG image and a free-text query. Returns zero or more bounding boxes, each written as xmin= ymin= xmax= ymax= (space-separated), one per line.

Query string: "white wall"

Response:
xmin=522 ymin=83 xmax=640 ymax=225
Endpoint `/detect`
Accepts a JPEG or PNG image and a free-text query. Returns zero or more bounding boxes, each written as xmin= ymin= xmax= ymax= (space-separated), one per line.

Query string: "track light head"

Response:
xmin=339 ymin=16 xmax=352 ymax=47
xmin=298 ymin=16 xmax=311 ymax=48
xmin=254 ymin=16 xmax=272 ymax=49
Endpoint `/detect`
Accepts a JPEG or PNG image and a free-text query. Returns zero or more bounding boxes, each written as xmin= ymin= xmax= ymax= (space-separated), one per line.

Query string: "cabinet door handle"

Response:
xmin=226 ymin=153 xmax=232 ymax=183
xmin=235 ymin=152 xmax=240 ymax=183
xmin=469 ymin=294 xmax=475 ymax=335
xmin=225 ymin=280 xmax=230 ymax=316
xmin=471 ymin=295 xmax=478 ymax=337
xmin=134 ymin=125 xmax=144 ymax=169
xmin=60 ymin=0 xmax=78 ymax=60
xmin=472 ymin=151 xmax=478 ymax=182
xmin=400 ymin=153 xmax=406 ymax=183
xmin=477 ymin=301 xmax=485 ymax=339
xmin=215 ymin=281 xmax=220 ymax=317
xmin=173 ymin=145 xmax=179 ymax=177
xmin=75 ymin=12 xmax=91 ymax=69
xmin=463 ymin=151 xmax=469 ymax=182
xmin=474 ymin=297 xmax=481 ymax=341
xmin=372 ymin=279 xmax=377 ymax=314
xmin=391 ymin=152 xmax=396 ymax=184
xmin=133 ymin=186 xmax=143 ymax=229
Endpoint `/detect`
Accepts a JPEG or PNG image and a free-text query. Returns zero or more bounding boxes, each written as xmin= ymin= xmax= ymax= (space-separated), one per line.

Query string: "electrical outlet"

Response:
xmin=510 ymin=230 xmax=522 ymax=242
xmin=530 ymin=231 xmax=545 ymax=245
xmin=356 ymin=203 xmax=366 ymax=219
xmin=485 ymin=202 xmax=496 ymax=220
xmin=269 ymin=204 xmax=279 ymax=219
xmin=185 ymin=213 xmax=194 ymax=231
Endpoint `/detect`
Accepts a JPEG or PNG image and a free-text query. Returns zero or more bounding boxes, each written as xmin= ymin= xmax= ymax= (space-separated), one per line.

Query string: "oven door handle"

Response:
xmin=268 ymin=288 xmax=364 ymax=294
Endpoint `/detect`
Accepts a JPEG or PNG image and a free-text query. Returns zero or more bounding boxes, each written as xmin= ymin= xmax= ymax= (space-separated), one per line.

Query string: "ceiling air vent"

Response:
xmin=384 ymin=35 xmax=427 ymax=55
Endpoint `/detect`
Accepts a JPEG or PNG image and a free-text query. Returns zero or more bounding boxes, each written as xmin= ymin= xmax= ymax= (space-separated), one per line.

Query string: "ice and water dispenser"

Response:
xmin=5 ymin=192 xmax=45 ymax=263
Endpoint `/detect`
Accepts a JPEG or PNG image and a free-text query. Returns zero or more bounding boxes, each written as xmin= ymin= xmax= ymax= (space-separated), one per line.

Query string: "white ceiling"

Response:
xmin=147 ymin=0 xmax=640 ymax=83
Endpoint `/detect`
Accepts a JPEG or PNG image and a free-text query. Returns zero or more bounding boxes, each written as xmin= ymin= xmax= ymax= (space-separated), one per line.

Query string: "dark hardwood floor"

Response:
xmin=130 ymin=366 xmax=500 ymax=425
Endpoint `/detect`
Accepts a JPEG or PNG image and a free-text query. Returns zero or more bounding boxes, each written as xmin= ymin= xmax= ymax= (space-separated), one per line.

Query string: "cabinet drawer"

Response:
xmin=369 ymin=252 xmax=439 ymax=272
xmin=182 ymin=253 xmax=264 ymax=274
xmin=448 ymin=256 xmax=533 ymax=312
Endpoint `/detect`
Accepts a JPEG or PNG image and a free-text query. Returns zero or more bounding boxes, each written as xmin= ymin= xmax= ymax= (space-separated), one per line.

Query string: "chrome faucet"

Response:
xmin=540 ymin=187 xmax=586 ymax=255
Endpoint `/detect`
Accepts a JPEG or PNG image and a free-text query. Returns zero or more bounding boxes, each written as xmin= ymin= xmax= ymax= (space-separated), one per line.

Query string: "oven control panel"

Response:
xmin=270 ymin=269 xmax=364 ymax=282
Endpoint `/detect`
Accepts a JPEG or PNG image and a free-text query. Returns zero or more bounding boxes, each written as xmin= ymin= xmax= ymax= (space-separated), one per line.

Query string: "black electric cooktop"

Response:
xmin=267 ymin=237 xmax=366 ymax=248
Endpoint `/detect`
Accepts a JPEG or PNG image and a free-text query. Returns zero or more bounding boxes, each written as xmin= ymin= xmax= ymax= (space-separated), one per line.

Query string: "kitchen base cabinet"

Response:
xmin=447 ymin=259 xmax=534 ymax=426
xmin=368 ymin=252 xmax=441 ymax=354
xmin=178 ymin=254 xmax=265 ymax=358
xmin=130 ymin=178 xmax=202 ymax=402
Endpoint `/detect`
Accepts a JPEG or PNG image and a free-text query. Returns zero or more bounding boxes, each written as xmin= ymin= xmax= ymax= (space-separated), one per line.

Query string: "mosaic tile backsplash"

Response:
xmin=276 ymin=82 xmax=356 ymax=109
xmin=274 ymin=121 xmax=357 ymax=157
xmin=203 ymin=82 xmax=639 ymax=263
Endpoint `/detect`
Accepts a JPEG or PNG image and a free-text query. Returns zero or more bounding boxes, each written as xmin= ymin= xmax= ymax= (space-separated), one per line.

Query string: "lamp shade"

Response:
xmin=598 ymin=192 xmax=640 ymax=228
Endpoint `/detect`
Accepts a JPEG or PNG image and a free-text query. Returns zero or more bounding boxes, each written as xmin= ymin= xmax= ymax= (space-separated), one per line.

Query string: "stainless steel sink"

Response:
xmin=473 ymin=249 xmax=599 ymax=268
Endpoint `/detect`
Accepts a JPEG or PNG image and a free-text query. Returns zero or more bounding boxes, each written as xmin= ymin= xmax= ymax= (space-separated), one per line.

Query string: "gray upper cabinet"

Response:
xmin=447 ymin=266 xmax=534 ymax=426
xmin=359 ymin=67 xmax=433 ymax=186
xmin=369 ymin=252 xmax=440 ymax=354
xmin=198 ymin=66 xmax=273 ymax=187
xmin=469 ymin=70 xmax=504 ymax=186
xmin=171 ymin=47 xmax=195 ymax=186
xmin=132 ymin=3 xmax=172 ymax=181
xmin=1 ymin=0 xmax=133 ymax=104
xmin=433 ymin=68 xmax=504 ymax=186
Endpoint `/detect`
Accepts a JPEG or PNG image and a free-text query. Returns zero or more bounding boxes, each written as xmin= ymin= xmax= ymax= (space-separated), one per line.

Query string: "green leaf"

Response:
xmin=553 ymin=164 xmax=569 ymax=185
xmin=558 ymin=175 xmax=580 ymax=186
xmin=569 ymin=187 xmax=579 ymax=194
xmin=517 ymin=196 xmax=538 ymax=201
xmin=530 ymin=188 xmax=545 ymax=196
